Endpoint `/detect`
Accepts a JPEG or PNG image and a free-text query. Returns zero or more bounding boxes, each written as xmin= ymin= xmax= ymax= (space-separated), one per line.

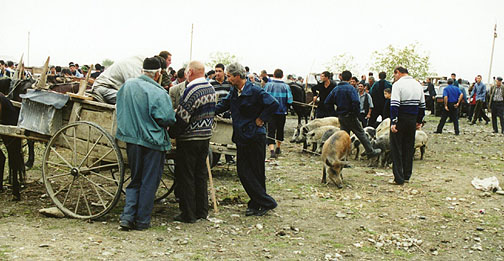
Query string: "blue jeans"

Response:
xmin=121 ymin=143 xmax=164 ymax=229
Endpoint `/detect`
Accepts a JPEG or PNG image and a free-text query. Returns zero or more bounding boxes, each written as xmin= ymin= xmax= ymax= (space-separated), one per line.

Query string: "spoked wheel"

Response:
xmin=154 ymin=166 xmax=176 ymax=202
xmin=117 ymin=155 xmax=176 ymax=202
xmin=42 ymin=121 xmax=124 ymax=219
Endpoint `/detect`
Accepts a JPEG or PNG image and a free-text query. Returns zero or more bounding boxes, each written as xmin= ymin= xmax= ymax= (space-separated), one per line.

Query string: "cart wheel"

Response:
xmin=154 ymin=167 xmax=176 ymax=202
xmin=208 ymin=148 xmax=220 ymax=168
xmin=42 ymin=121 xmax=124 ymax=219
xmin=114 ymin=160 xmax=175 ymax=202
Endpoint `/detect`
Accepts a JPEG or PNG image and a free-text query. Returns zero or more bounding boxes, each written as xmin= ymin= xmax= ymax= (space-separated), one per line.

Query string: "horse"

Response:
xmin=0 ymin=93 xmax=24 ymax=200
xmin=288 ymin=82 xmax=310 ymax=126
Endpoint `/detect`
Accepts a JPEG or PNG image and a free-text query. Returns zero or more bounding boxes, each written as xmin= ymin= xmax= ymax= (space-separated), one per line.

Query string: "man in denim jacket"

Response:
xmin=215 ymin=63 xmax=279 ymax=217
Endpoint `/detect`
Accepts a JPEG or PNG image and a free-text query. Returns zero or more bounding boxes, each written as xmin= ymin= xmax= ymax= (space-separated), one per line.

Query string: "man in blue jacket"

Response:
xmin=325 ymin=71 xmax=380 ymax=158
xmin=116 ymin=57 xmax=176 ymax=230
xmin=434 ymin=78 xmax=463 ymax=135
xmin=470 ymin=75 xmax=490 ymax=125
xmin=264 ymin=68 xmax=293 ymax=158
xmin=215 ymin=62 xmax=279 ymax=217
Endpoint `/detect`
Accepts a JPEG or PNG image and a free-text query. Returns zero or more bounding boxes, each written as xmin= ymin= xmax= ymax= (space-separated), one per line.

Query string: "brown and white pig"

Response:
xmin=321 ymin=130 xmax=351 ymax=188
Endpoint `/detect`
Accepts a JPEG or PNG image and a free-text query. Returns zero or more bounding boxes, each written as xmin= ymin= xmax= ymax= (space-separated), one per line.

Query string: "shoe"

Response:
xmin=174 ymin=214 xmax=196 ymax=223
xmin=270 ymin=150 xmax=277 ymax=159
xmin=366 ymin=148 xmax=381 ymax=158
xmin=245 ymin=208 xmax=258 ymax=216
xmin=254 ymin=206 xmax=276 ymax=216
xmin=388 ymin=179 xmax=404 ymax=185
xmin=485 ymin=120 xmax=490 ymax=125
xmin=433 ymin=131 xmax=442 ymax=134
xmin=275 ymin=147 xmax=281 ymax=155
xmin=119 ymin=220 xmax=133 ymax=231
xmin=254 ymin=208 xmax=270 ymax=216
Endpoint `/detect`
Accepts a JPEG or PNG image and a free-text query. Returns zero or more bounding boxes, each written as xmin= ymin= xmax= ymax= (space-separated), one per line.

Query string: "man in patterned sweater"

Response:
xmin=389 ymin=66 xmax=425 ymax=185
xmin=169 ymin=61 xmax=216 ymax=223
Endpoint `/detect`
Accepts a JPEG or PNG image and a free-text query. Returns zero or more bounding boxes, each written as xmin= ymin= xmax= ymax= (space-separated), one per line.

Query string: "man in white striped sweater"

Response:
xmin=389 ymin=67 xmax=425 ymax=185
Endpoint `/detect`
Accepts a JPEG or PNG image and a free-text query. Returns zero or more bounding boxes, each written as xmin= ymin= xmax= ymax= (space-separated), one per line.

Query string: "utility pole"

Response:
xmin=189 ymin=23 xmax=194 ymax=61
xmin=488 ymin=24 xmax=497 ymax=84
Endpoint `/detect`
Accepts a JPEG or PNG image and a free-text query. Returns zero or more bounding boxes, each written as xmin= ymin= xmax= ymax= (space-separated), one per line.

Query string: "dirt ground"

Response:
xmin=1 ymin=113 xmax=504 ymax=260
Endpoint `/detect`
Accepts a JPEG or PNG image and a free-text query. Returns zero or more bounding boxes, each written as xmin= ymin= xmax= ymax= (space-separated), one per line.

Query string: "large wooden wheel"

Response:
xmin=42 ymin=121 xmax=124 ymax=219
xmin=112 ymin=150 xmax=176 ymax=202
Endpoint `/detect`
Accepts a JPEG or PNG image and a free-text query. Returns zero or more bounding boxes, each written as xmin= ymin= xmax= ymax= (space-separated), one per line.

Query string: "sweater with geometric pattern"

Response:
xmin=175 ymin=77 xmax=216 ymax=141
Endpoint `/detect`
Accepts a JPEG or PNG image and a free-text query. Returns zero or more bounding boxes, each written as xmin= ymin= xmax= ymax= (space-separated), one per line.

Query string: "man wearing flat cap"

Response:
xmin=116 ymin=57 xmax=176 ymax=230
xmin=488 ymin=76 xmax=504 ymax=133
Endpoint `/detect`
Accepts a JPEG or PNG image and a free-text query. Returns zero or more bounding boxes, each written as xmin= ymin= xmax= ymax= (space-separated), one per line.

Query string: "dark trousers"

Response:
xmin=236 ymin=135 xmax=277 ymax=210
xmin=468 ymin=104 xmax=476 ymax=120
xmin=390 ymin=114 xmax=417 ymax=184
xmin=338 ymin=115 xmax=374 ymax=153
xmin=175 ymin=139 xmax=210 ymax=221
xmin=267 ymin=114 xmax=286 ymax=145
xmin=358 ymin=113 xmax=368 ymax=128
xmin=491 ymin=102 xmax=504 ymax=133
xmin=471 ymin=100 xmax=490 ymax=124
xmin=121 ymin=143 xmax=164 ymax=229
xmin=426 ymin=96 xmax=434 ymax=113
xmin=436 ymin=103 xmax=460 ymax=135
xmin=315 ymin=106 xmax=331 ymax=118
xmin=368 ymin=107 xmax=383 ymax=128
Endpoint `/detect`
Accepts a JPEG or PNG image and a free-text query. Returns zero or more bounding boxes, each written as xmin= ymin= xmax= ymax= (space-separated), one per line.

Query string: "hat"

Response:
xmin=497 ymin=76 xmax=503 ymax=81
xmin=143 ymin=57 xmax=161 ymax=70
xmin=69 ymin=62 xmax=75 ymax=67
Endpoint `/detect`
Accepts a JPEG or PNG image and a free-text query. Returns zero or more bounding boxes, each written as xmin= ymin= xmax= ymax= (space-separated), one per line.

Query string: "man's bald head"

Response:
xmin=186 ymin=61 xmax=205 ymax=82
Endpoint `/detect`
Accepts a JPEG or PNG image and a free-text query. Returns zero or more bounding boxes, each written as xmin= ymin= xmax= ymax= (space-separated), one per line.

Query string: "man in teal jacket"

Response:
xmin=116 ymin=57 xmax=176 ymax=230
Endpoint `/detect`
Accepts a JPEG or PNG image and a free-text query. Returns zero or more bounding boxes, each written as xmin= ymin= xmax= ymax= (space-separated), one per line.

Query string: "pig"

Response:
xmin=371 ymin=130 xmax=428 ymax=167
xmin=415 ymin=130 xmax=428 ymax=160
xmin=349 ymin=127 xmax=376 ymax=160
xmin=317 ymin=127 xmax=341 ymax=154
xmin=291 ymin=117 xmax=340 ymax=144
xmin=371 ymin=132 xmax=391 ymax=167
xmin=321 ymin=130 xmax=351 ymax=188
xmin=375 ymin=118 xmax=391 ymax=137
xmin=306 ymin=126 xmax=340 ymax=153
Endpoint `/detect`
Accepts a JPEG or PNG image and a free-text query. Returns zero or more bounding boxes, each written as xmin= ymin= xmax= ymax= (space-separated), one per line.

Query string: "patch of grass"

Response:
xmin=191 ymin=254 xmax=206 ymax=260
xmin=150 ymin=225 xmax=167 ymax=232
xmin=483 ymin=214 xmax=501 ymax=227
xmin=442 ymin=213 xmax=453 ymax=219
xmin=361 ymin=246 xmax=376 ymax=253
xmin=0 ymin=245 xmax=11 ymax=259
xmin=392 ymin=249 xmax=414 ymax=258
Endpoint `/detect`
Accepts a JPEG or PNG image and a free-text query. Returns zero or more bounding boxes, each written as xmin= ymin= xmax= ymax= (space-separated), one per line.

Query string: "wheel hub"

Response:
xmin=71 ymin=168 xmax=79 ymax=177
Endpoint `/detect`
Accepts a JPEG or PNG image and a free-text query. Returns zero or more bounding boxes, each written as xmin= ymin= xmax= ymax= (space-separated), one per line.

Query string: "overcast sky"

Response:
xmin=1 ymin=0 xmax=503 ymax=82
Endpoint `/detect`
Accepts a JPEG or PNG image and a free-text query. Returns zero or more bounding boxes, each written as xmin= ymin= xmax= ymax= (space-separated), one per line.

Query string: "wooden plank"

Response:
xmin=71 ymin=98 xmax=116 ymax=110
xmin=0 ymin=125 xmax=49 ymax=142
xmin=67 ymin=93 xmax=93 ymax=100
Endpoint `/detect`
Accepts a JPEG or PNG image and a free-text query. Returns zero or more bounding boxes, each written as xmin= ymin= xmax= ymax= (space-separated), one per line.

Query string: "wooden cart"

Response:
xmin=2 ymin=92 xmax=175 ymax=220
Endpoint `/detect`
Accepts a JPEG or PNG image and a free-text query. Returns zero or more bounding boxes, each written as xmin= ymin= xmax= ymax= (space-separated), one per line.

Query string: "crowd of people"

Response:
xmin=2 ymin=51 xmax=502 ymax=231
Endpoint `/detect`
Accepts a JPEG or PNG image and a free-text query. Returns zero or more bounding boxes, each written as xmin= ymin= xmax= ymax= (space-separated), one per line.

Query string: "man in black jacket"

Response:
xmin=369 ymin=72 xmax=392 ymax=127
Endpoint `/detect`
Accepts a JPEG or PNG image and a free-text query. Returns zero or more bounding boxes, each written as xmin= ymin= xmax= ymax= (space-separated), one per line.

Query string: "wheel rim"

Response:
xmin=114 ymin=155 xmax=175 ymax=202
xmin=42 ymin=121 xmax=124 ymax=219
xmin=154 ymin=165 xmax=176 ymax=202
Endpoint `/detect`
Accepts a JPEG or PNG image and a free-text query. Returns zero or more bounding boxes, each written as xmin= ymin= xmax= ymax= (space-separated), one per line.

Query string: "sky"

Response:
xmin=1 ymin=0 xmax=503 ymax=82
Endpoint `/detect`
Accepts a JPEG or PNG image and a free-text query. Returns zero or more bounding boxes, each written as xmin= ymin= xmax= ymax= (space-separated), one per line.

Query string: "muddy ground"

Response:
xmin=1 ymin=113 xmax=503 ymax=260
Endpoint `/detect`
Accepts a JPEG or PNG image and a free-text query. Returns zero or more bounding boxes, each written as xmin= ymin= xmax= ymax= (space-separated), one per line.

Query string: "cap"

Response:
xmin=143 ymin=57 xmax=161 ymax=70
xmin=497 ymin=76 xmax=503 ymax=81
